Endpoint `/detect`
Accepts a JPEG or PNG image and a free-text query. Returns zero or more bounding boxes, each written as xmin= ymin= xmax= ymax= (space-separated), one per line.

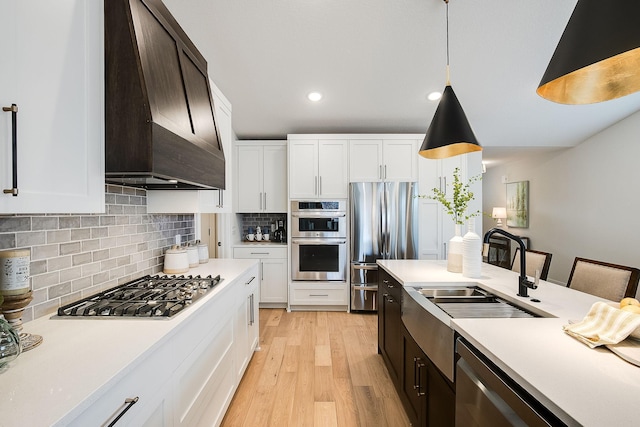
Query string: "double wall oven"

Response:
xmin=291 ymin=200 xmax=347 ymax=281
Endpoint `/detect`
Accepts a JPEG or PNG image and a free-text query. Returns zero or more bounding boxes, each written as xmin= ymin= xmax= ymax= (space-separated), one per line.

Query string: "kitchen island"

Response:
xmin=0 ymin=258 xmax=259 ymax=427
xmin=378 ymin=259 xmax=640 ymax=427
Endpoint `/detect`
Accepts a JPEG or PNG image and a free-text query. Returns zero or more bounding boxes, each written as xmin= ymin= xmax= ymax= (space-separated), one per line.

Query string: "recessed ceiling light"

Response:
xmin=307 ymin=92 xmax=322 ymax=102
xmin=427 ymin=91 xmax=442 ymax=101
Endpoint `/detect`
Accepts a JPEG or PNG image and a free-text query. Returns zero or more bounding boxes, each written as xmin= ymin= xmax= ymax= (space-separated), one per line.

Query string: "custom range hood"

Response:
xmin=105 ymin=0 xmax=225 ymax=190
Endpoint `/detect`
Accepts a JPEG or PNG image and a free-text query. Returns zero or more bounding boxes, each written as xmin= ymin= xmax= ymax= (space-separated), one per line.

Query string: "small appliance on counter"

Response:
xmin=272 ymin=219 xmax=287 ymax=243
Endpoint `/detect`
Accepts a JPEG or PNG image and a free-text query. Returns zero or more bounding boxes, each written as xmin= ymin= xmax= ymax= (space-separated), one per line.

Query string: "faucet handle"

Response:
xmin=533 ymin=269 xmax=541 ymax=288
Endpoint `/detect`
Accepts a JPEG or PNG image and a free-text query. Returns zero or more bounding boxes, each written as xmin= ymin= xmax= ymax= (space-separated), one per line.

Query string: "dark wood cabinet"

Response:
xmin=378 ymin=269 xmax=403 ymax=384
xmin=378 ymin=267 xmax=456 ymax=427
xmin=403 ymin=329 xmax=428 ymax=426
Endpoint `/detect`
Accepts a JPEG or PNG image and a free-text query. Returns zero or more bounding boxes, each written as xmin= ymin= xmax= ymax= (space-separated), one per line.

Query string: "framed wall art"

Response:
xmin=506 ymin=181 xmax=529 ymax=228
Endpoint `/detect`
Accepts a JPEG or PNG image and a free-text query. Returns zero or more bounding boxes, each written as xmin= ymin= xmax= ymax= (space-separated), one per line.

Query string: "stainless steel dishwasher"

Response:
xmin=455 ymin=337 xmax=569 ymax=427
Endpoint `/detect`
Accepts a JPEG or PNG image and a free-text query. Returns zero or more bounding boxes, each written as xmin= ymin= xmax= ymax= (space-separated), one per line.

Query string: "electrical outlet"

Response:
xmin=175 ymin=234 xmax=181 ymax=245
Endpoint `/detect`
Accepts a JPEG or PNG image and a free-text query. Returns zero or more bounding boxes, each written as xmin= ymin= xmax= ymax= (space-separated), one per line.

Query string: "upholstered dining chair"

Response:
xmin=511 ymin=248 xmax=553 ymax=281
xmin=566 ymin=257 xmax=640 ymax=301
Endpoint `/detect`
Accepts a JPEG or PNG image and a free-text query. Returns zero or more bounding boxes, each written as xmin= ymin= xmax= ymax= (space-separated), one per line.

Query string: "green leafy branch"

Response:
xmin=419 ymin=167 xmax=482 ymax=225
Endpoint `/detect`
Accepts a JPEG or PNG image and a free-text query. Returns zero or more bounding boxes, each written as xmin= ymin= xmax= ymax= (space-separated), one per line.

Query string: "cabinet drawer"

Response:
xmin=379 ymin=269 xmax=402 ymax=302
xmin=233 ymin=246 xmax=287 ymax=259
xmin=290 ymin=286 xmax=347 ymax=305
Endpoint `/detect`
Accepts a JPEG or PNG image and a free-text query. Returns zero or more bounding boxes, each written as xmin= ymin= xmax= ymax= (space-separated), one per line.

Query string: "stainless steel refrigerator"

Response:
xmin=350 ymin=182 xmax=417 ymax=311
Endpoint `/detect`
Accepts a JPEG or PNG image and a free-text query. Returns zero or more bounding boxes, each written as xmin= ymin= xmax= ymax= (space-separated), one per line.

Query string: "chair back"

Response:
xmin=511 ymin=248 xmax=552 ymax=281
xmin=567 ymin=257 xmax=640 ymax=301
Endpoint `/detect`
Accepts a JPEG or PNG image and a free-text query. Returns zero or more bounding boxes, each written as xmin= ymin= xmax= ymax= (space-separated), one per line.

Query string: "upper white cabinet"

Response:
xmin=288 ymin=137 xmax=348 ymax=199
xmin=235 ymin=141 xmax=287 ymax=213
xmin=147 ymin=80 xmax=233 ymax=214
xmin=0 ymin=0 xmax=105 ymax=213
xmin=349 ymin=138 xmax=419 ymax=182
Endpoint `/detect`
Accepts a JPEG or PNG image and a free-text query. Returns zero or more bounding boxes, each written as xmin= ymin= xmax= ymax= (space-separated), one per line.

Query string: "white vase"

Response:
xmin=463 ymin=218 xmax=482 ymax=278
xmin=447 ymin=224 xmax=463 ymax=273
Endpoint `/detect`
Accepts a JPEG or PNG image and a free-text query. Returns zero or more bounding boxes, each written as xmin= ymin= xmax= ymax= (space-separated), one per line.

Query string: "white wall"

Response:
xmin=482 ymin=110 xmax=640 ymax=287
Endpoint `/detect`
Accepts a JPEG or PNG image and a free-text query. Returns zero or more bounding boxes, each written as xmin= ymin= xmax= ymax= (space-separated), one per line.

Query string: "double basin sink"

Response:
xmin=414 ymin=282 xmax=540 ymax=319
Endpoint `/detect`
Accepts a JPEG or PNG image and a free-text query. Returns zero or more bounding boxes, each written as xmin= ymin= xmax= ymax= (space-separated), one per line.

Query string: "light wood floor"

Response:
xmin=221 ymin=309 xmax=411 ymax=427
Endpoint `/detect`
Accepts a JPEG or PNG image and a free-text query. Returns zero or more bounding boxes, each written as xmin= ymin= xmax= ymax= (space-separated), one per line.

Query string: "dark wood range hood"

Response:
xmin=105 ymin=0 xmax=225 ymax=190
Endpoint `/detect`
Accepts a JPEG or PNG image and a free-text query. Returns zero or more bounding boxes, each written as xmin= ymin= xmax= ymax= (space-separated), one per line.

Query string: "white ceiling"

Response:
xmin=164 ymin=0 xmax=640 ymax=166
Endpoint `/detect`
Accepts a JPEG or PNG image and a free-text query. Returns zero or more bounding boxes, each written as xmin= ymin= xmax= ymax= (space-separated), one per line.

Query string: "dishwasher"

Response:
xmin=455 ymin=337 xmax=568 ymax=427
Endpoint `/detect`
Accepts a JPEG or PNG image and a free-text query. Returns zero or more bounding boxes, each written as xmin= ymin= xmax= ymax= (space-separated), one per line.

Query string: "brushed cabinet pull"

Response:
xmin=2 ymin=104 xmax=19 ymax=196
xmin=319 ymin=176 xmax=322 ymax=195
xmin=315 ymin=176 xmax=318 ymax=195
xmin=106 ymin=396 xmax=139 ymax=427
xmin=384 ymin=165 xmax=387 ymax=179
xmin=263 ymin=192 xmax=267 ymax=210
xmin=443 ymin=176 xmax=447 ymax=195
xmin=245 ymin=276 xmax=256 ymax=285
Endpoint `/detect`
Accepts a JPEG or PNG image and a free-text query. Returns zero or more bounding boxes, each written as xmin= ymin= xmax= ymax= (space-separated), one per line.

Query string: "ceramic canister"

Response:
xmin=186 ymin=245 xmax=200 ymax=268
xmin=163 ymin=246 xmax=189 ymax=275
xmin=197 ymin=242 xmax=209 ymax=264
xmin=0 ymin=249 xmax=31 ymax=295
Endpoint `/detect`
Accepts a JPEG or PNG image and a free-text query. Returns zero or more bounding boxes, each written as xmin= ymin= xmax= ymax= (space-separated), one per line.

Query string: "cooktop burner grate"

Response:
xmin=57 ymin=274 xmax=222 ymax=318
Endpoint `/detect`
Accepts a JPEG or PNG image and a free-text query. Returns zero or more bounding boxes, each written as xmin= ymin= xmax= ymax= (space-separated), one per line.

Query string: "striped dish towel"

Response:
xmin=563 ymin=302 xmax=640 ymax=348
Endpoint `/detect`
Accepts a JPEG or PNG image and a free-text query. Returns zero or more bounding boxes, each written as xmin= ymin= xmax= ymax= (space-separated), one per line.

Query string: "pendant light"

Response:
xmin=419 ymin=0 xmax=481 ymax=160
xmin=537 ymin=0 xmax=640 ymax=104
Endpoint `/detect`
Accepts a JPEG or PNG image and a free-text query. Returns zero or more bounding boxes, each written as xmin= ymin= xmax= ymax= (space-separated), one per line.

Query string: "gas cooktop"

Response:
xmin=57 ymin=274 xmax=222 ymax=318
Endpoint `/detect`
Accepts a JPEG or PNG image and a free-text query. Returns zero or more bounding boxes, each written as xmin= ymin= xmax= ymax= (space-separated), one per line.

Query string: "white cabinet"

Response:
xmin=349 ymin=138 xmax=419 ymax=182
xmin=146 ymin=80 xmax=233 ymax=214
xmin=418 ymin=151 xmax=483 ymax=260
xmin=235 ymin=141 xmax=287 ymax=213
xmin=234 ymin=267 xmax=260 ymax=380
xmin=289 ymin=282 xmax=349 ymax=308
xmin=288 ymin=137 xmax=348 ymax=199
xmin=233 ymin=246 xmax=288 ymax=307
xmin=65 ymin=262 xmax=260 ymax=427
xmin=0 ymin=0 xmax=104 ymax=214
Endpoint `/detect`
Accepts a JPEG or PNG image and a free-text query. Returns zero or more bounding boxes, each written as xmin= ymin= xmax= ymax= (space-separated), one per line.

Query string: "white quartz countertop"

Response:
xmin=0 ymin=259 xmax=258 ymax=427
xmin=377 ymin=259 xmax=640 ymax=427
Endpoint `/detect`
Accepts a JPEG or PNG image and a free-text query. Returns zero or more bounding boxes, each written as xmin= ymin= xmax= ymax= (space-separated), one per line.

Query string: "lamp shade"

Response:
xmin=537 ymin=0 xmax=640 ymax=104
xmin=419 ymin=85 xmax=482 ymax=159
xmin=492 ymin=207 xmax=507 ymax=219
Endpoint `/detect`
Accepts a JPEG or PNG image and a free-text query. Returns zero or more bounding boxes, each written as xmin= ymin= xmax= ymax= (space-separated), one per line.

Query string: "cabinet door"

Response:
xmin=260 ymin=258 xmax=288 ymax=303
xmin=349 ymin=139 xmax=382 ymax=182
xmin=419 ymin=200 xmax=441 ymax=260
xmin=0 ymin=0 xmax=104 ymax=214
xmin=318 ymin=139 xmax=348 ymax=198
xmin=383 ymin=139 xmax=418 ymax=182
xmin=403 ymin=332 xmax=428 ymax=427
xmin=236 ymin=145 xmax=264 ymax=212
xmin=382 ymin=292 xmax=403 ymax=382
xmin=289 ymin=140 xmax=319 ymax=198
xmin=262 ymin=144 xmax=287 ymax=212
xmin=210 ymin=85 xmax=233 ymax=212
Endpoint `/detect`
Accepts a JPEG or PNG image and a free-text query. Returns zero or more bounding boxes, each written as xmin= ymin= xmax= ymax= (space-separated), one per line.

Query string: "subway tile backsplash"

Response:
xmin=0 ymin=185 xmax=194 ymax=323
xmin=240 ymin=213 xmax=286 ymax=236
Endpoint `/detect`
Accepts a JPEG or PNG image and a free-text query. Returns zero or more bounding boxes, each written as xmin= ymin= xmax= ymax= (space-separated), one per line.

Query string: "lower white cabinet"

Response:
xmin=289 ymin=282 xmax=349 ymax=309
xmin=66 ymin=263 xmax=260 ymax=427
xmin=233 ymin=246 xmax=288 ymax=307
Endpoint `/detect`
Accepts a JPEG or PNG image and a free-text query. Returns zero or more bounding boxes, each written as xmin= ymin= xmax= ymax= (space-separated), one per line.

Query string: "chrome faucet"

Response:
xmin=483 ymin=228 xmax=537 ymax=297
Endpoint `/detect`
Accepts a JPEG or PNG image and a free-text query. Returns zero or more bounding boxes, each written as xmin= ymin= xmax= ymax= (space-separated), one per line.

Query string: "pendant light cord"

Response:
xmin=445 ymin=0 xmax=450 ymax=85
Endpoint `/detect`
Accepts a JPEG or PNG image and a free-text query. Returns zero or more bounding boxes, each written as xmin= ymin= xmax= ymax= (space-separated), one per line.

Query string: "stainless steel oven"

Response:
xmin=291 ymin=200 xmax=347 ymax=238
xmin=291 ymin=237 xmax=347 ymax=281
xmin=291 ymin=200 xmax=347 ymax=281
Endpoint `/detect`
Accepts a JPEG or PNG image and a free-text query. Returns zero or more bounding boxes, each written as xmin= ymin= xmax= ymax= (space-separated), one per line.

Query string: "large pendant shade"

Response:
xmin=537 ymin=0 xmax=640 ymax=104
xmin=419 ymin=85 xmax=481 ymax=159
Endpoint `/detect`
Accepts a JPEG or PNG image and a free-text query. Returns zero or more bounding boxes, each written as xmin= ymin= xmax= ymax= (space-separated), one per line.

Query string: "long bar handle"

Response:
xmin=106 ymin=396 xmax=139 ymax=427
xmin=3 ymin=104 xmax=18 ymax=196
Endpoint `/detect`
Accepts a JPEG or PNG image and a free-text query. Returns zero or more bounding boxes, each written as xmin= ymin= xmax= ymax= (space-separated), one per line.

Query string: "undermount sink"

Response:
xmin=412 ymin=284 xmax=542 ymax=319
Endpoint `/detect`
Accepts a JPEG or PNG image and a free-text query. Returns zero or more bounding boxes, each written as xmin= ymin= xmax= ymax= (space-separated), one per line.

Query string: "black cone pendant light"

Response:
xmin=419 ymin=0 xmax=481 ymax=160
xmin=537 ymin=0 xmax=640 ymax=104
